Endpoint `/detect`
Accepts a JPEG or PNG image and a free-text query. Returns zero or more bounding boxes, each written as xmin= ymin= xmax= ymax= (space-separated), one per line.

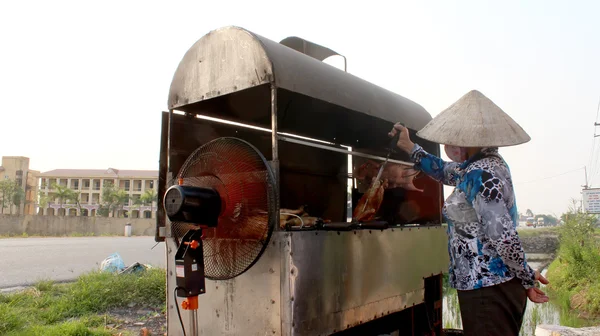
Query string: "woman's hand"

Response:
xmin=535 ymin=271 xmax=549 ymax=285
xmin=527 ymin=287 xmax=549 ymax=303
xmin=528 ymin=271 xmax=550 ymax=303
xmin=388 ymin=123 xmax=415 ymax=154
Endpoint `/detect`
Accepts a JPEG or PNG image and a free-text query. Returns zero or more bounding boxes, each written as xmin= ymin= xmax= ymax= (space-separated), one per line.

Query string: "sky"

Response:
xmin=1 ymin=0 xmax=599 ymax=216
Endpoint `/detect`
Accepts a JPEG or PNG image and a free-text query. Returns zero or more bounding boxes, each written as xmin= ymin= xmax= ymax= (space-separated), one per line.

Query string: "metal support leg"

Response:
xmin=190 ymin=309 xmax=198 ymax=336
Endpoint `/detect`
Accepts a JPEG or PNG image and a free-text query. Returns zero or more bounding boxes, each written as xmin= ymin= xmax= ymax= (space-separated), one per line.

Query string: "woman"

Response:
xmin=389 ymin=90 xmax=549 ymax=336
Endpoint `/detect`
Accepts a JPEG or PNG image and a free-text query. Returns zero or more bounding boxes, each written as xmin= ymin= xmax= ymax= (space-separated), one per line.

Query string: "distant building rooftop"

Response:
xmin=40 ymin=168 xmax=157 ymax=178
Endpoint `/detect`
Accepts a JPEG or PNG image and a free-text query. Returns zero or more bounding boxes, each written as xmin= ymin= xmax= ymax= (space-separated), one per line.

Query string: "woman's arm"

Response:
xmin=470 ymin=167 xmax=536 ymax=289
xmin=388 ymin=123 xmax=462 ymax=186
xmin=411 ymin=144 xmax=462 ymax=186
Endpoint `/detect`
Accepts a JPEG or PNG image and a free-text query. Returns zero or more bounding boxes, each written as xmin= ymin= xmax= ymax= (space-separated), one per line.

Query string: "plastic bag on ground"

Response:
xmin=118 ymin=262 xmax=147 ymax=275
xmin=100 ymin=252 xmax=126 ymax=273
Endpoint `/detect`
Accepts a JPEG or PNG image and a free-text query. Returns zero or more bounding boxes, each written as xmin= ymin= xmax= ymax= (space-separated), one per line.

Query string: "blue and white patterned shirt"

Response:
xmin=410 ymin=144 xmax=536 ymax=291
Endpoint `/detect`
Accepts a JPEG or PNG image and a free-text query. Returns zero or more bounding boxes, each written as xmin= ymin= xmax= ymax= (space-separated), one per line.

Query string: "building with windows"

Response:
xmin=38 ymin=168 xmax=158 ymax=218
xmin=0 ymin=156 xmax=39 ymax=215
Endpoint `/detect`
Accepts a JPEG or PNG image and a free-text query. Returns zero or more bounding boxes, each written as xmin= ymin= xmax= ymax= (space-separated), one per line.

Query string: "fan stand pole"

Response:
xmin=182 ymin=296 xmax=199 ymax=336
xmin=174 ymin=229 xmax=205 ymax=336
xmin=190 ymin=307 xmax=198 ymax=336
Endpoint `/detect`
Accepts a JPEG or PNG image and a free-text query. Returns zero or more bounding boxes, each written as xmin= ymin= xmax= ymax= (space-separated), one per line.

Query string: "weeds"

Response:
xmin=0 ymin=268 xmax=166 ymax=335
xmin=546 ymin=208 xmax=600 ymax=317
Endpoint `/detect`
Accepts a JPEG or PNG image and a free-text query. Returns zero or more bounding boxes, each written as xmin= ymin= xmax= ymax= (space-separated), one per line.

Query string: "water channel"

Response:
xmin=442 ymin=255 xmax=593 ymax=336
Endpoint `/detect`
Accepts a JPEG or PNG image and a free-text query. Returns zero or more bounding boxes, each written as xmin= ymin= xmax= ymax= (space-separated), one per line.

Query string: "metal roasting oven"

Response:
xmin=156 ymin=26 xmax=450 ymax=336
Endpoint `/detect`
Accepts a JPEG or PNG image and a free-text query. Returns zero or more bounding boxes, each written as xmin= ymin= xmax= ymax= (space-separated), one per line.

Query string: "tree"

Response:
xmin=0 ymin=179 xmax=25 ymax=215
xmin=140 ymin=189 xmax=157 ymax=214
xmin=112 ymin=189 xmax=130 ymax=218
xmin=559 ymin=198 xmax=596 ymax=247
xmin=561 ymin=199 xmax=583 ymax=223
xmin=525 ymin=209 xmax=534 ymax=217
xmin=51 ymin=183 xmax=77 ymax=216
xmin=99 ymin=182 xmax=117 ymax=217
xmin=37 ymin=191 xmax=50 ymax=215
xmin=11 ymin=186 xmax=25 ymax=215
xmin=97 ymin=205 xmax=110 ymax=217
xmin=70 ymin=191 xmax=83 ymax=214
xmin=130 ymin=198 xmax=141 ymax=215
xmin=0 ymin=180 xmax=16 ymax=215
xmin=99 ymin=183 xmax=129 ymax=217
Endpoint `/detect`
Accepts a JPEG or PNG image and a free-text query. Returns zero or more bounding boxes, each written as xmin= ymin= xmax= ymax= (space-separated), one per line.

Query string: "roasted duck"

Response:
xmin=279 ymin=205 xmax=329 ymax=228
xmin=353 ymin=177 xmax=389 ymax=222
xmin=279 ymin=206 xmax=307 ymax=228
xmin=355 ymin=160 xmax=423 ymax=192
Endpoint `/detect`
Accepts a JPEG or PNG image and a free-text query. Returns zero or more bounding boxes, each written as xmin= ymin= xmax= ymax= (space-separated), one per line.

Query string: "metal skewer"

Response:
xmin=357 ymin=127 xmax=403 ymax=217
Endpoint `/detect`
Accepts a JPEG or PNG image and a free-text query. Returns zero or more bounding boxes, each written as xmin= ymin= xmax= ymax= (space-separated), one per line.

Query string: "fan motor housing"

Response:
xmin=164 ymin=185 xmax=222 ymax=227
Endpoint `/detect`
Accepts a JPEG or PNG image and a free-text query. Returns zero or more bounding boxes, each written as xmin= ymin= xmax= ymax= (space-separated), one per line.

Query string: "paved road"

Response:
xmin=0 ymin=237 xmax=165 ymax=288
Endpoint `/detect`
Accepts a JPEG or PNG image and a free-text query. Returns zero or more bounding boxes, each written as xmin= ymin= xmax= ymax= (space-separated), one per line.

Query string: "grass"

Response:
xmin=547 ymin=255 xmax=600 ymax=317
xmin=0 ymin=268 xmax=166 ymax=335
xmin=545 ymin=213 xmax=600 ymax=321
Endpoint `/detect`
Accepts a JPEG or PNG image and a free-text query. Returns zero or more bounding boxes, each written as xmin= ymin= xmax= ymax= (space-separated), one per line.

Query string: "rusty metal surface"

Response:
xmin=168 ymin=27 xmax=273 ymax=110
xmin=155 ymin=112 xmax=169 ymax=242
xmin=286 ymin=227 xmax=449 ymax=336
xmin=166 ymin=228 xmax=448 ymax=336
xmin=161 ymin=113 xmax=352 ymax=228
xmin=161 ymin=92 xmax=447 ymax=335
xmin=166 ymin=234 xmax=284 ymax=336
xmin=167 ymin=26 xmax=431 ymax=131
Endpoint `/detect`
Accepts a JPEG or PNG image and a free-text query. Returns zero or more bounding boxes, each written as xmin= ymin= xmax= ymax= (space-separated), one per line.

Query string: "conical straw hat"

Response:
xmin=416 ymin=90 xmax=530 ymax=147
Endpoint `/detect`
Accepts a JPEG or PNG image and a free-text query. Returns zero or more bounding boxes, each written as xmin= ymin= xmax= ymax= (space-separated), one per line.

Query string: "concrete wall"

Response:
xmin=521 ymin=235 xmax=559 ymax=254
xmin=0 ymin=215 xmax=155 ymax=236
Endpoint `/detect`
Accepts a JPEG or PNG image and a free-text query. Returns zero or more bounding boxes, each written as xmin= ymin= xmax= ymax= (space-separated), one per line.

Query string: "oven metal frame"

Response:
xmin=159 ymin=26 xmax=449 ymax=336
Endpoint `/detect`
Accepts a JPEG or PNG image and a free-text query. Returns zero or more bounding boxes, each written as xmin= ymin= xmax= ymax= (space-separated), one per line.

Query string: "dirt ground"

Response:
xmin=106 ymin=304 xmax=166 ymax=336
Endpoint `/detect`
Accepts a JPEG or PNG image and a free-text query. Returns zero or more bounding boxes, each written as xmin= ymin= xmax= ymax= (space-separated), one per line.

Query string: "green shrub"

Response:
xmin=547 ymin=210 xmax=600 ymax=317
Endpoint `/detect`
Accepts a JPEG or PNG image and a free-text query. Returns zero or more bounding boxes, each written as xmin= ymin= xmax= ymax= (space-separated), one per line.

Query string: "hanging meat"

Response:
xmin=279 ymin=205 xmax=329 ymax=229
xmin=355 ymin=160 xmax=423 ymax=192
xmin=285 ymin=216 xmax=330 ymax=228
xmin=353 ymin=178 xmax=389 ymax=222
xmin=279 ymin=206 xmax=307 ymax=228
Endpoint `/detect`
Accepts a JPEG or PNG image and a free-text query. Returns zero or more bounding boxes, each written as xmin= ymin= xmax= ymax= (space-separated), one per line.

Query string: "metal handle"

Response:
xmin=357 ymin=221 xmax=389 ymax=230
xmin=320 ymin=222 xmax=355 ymax=231
xmin=388 ymin=133 xmax=400 ymax=153
xmin=387 ymin=123 xmax=404 ymax=153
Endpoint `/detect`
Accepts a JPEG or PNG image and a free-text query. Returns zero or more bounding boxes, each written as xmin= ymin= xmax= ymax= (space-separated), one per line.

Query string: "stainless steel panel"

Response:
xmin=287 ymin=226 xmax=449 ymax=336
xmin=167 ymin=26 xmax=431 ymax=130
xmin=166 ymin=234 xmax=283 ymax=336
xmin=168 ymin=27 xmax=273 ymax=109
xmin=167 ymin=227 xmax=448 ymax=335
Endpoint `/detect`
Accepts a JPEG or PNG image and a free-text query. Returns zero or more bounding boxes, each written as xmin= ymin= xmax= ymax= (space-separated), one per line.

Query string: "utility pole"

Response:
xmin=581 ymin=166 xmax=589 ymax=212
xmin=595 ymin=94 xmax=600 ymax=137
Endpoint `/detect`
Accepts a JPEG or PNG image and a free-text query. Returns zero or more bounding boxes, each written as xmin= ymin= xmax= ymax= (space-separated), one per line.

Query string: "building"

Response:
xmin=38 ymin=168 xmax=158 ymax=218
xmin=0 ymin=156 xmax=39 ymax=215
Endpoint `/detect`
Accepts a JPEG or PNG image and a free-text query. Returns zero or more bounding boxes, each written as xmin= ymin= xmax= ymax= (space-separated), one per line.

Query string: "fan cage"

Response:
xmin=170 ymin=137 xmax=277 ymax=280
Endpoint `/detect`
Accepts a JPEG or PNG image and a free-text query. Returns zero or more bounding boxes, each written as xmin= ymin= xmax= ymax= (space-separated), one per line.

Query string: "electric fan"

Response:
xmin=163 ymin=137 xmax=277 ymax=336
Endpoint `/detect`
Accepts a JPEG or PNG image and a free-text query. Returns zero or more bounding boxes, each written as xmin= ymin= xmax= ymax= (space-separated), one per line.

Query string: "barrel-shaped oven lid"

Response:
xmin=168 ymin=26 xmax=432 ymax=130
